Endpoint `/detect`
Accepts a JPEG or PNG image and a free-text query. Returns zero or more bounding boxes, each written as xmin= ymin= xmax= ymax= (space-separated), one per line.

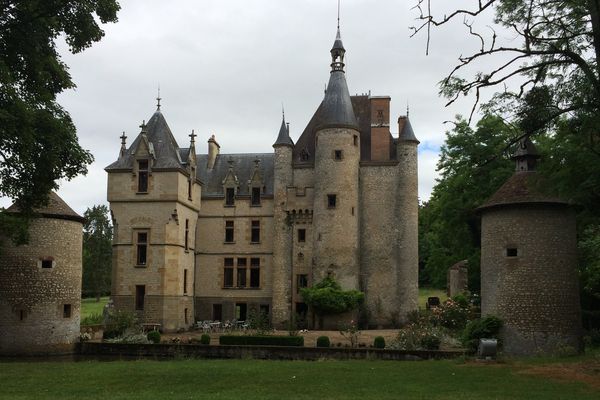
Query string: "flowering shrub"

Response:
xmin=389 ymin=323 xmax=442 ymax=350
xmin=430 ymin=298 xmax=470 ymax=330
xmin=339 ymin=320 xmax=361 ymax=348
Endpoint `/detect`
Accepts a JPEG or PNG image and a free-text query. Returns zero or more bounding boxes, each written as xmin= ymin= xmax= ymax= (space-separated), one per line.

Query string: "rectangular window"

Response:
xmin=185 ymin=219 xmax=189 ymax=250
xmin=136 ymin=232 xmax=148 ymax=265
xmin=353 ymin=135 xmax=358 ymax=146
xmin=135 ymin=285 xmax=145 ymax=310
xmin=334 ymin=149 xmax=343 ymax=160
xmin=251 ymin=187 xmax=261 ymax=206
xmin=138 ymin=160 xmax=149 ymax=192
xmin=225 ymin=187 xmax=235 ymax=206
xmin=297 ymin=274 xmax=308 ymax=293
xmin=296 ymin=302 xmax=308 ymax=319
xmin=225 ymin=220 xmax=234 ymax=243
xmin=250 ymin=258 xmax=260 ymax=288
xmin=63 ymin=304 xmax=72 ymax=318
xmin=251 ymin=220 xmax=260 ymax=243
xmin=183 ymin=269 xmax=188 ymax=294
xmin=224 ymin=258 xmax=234 ymax=287
xmin=327 ymin=194 xmax=337 ymax=208
xmin=237 ymin=258 xmax=247 ymax=288
xmin=506 ymin=248 xmax=518 ymax=257
xmin=298 ymin=228 xmax=306 ymax=243
xmin=41 ymin=259 xmax=53 ymax=269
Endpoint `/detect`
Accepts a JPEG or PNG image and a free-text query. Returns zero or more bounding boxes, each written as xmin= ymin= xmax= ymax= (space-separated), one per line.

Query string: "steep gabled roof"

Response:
xmin=106 ymin=110 xmax=185 ymax=171
xmin=196 ymin=153 xmax=274 ymax=197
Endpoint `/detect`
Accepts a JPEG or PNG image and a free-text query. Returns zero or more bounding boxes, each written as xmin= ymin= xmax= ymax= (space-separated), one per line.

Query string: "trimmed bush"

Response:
xmin=219 ymin=335 xmax=304 ymax=347
xmin=147 ymin=330 xmax=161 ymax=344
xmin=461 ymin=315 xmax=503 ymax=351
xmin=316 ymin=336 xmax=330 ymax=348
xmin=420 ymin=334 xmax=441 ymax=350
xmin=373 ymin=336 xmax=385 ymax=349
xmin=200 ymin=334 xmax=211 ymax=345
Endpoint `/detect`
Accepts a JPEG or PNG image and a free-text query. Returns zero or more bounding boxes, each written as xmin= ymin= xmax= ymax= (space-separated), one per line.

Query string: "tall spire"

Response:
xmin=317 ymin=15 xmax=358 ymax=131
xmin=273 ymin=109 xmax=294 ymax=147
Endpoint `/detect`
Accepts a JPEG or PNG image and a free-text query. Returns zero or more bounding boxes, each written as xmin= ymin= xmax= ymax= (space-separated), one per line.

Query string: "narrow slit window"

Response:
xmin=183 ymin=269 xmax=188 ymax=294
xmin=138 ymin=160 xmax=149 ymax=192
xmin=63 ymin=304 xmax=72 ymax=318
xmin=251 ymin=220 xmax=260 ymax=243
xmin=225 ymin=187 xmax=235 ymax=206
xmin=225 ymin=220 xmax=234 ymax=243
xmin=251 ymin=187 xmax=261 ymax=206
xmin=135 ymin=285 xmax=145 ymax=310
xmin=185 ymin=219 xmax=189 ymax=250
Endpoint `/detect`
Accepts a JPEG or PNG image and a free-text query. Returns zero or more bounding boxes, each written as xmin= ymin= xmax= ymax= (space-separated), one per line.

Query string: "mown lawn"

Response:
xmin=80 ymin=296 xmax=109 ymax=319
xmin=0 ymin=358 xmax=597 ymax=400
xmin=418 ymin=287 xmax=448 ymax=310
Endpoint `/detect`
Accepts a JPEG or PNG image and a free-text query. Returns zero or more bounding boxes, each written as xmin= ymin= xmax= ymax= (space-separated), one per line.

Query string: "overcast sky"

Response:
xmin=1 ymin=0 xmax=500 ymax=214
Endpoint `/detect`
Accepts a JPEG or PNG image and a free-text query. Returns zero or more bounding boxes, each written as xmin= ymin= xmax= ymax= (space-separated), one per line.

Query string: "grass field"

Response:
xmin=0 ymin=358 xmax=597 ymax=400
xmin=418 ymin=287 xmax=448 ymax=310
xmin=80 ymin=296 xmax=109 ymax=319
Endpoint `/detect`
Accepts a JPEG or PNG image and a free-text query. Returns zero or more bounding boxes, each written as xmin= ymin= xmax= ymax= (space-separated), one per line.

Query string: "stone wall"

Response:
xmin=359 ymin=165 xmax=400 ymax=327
xmin=480 ymin=204 xmax=582 ymax=355
xmin=0 ymin=217 xmax=82 ymax=355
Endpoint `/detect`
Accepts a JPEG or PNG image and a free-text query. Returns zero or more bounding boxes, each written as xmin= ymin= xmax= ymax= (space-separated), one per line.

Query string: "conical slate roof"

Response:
xmin=273 ymin=115 xmax=293 ymax=147
xmin=317 ymin=71 xmax=359 ymax=131
xmin=398 ymin=116 xmax=419 ymax=143
xmin=5 ymin=192 xmax=84 ymax=222
xmin=331 ymin=28 xmax=345 ymax=52
xmin=106 ymin=109 xmax=186 ymax=171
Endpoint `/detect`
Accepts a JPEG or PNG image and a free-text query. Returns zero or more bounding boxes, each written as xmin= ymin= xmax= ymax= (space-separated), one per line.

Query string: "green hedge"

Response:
xmin=219 ymin=335 xmax=304 ymax=347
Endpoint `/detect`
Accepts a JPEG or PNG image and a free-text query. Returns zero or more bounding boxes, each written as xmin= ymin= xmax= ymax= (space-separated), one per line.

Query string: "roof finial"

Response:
xmin=282 ymin=103 xmax=285 ymax=120
xmin=119 ymin=131 xmax=127 ymax=157
xmin=120 ymin=131 xmax=127 ymax=146
xmin=189 ymin=129 xmax=197 ymax=144
xmin=139 ymin=120 xmax=147 ymax=133
xmin=156 ymin=84 xmax=162 ymax=110
xmin=337 ymin=0 xmax=340 ymax=30
xmin=407 ymin=100 xmax=410 ymax=117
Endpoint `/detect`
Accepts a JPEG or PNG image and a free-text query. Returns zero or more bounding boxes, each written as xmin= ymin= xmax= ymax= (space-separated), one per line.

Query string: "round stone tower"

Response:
xmin=0 ymin=192 xmax=84 ymax=355
xmin=272 ymin=114 xmax=294 ymax=327
xmin=395 ymin=116 xmax=420 ymax=319
xmin=479 ymin=138 xmax=582 ymax=355
xmin=312 ymin=26 xmax=361 ymax=293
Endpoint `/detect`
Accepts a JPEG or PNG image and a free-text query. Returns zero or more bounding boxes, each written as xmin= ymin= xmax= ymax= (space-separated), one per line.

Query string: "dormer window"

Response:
xmin=251 ymin=187 xmax=261 ymax=206
xmin=138 ymin=160 xmax=149 ymax=193
xmin=225 ymin=187 xmax=235 ymax=206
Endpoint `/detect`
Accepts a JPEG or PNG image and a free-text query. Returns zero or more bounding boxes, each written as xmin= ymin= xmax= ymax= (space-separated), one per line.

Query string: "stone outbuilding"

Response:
xmin=478 ymin=138 xmax=582 ymax=355
xmin=446 ymin=260 xmax=468 ymax=298
xmin=0 ymin=192 xmax=84 ymax=355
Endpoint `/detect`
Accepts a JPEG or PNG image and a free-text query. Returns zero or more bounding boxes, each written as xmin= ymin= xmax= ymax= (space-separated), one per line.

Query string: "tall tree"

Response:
xmin=0 ymin=0 xmax=120 ymax=244
xmin=82 ymin=205 xmax=112 ymax=301
xmin=420 ymin=114 xmax=514 ymax=290
xmin=412 ymin=0 xmax=600 ymax=133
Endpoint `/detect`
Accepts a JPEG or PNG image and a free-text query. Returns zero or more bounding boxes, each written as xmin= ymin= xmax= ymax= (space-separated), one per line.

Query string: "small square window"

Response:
xmin=327 ymin=194 xmax=337 ymax=208
xmin=41 ymin=259 xmax=53 ymax=269
xmin=298 ymin=229 xmax=306 ymax=242
xmin=506 ymin=248 xmax=518 ymax=257
xmin=63 ymin=304 xmax=72 ymax=318
xmin=334 ymin=150 xmax=343 ymax=160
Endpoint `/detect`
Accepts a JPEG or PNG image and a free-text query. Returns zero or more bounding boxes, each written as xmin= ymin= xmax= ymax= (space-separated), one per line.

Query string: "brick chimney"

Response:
xmin=207 ymin=135 xmax=220 ymax=170
xmin=369 ymin=96 xmax=391 ymax=161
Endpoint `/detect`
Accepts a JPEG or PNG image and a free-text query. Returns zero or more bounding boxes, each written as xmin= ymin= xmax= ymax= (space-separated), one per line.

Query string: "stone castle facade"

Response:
xmin=106 ymin=28 xmax=419 ymax=331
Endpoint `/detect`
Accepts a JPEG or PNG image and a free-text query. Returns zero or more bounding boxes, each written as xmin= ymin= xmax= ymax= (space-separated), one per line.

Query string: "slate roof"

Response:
xmin=317 ymin=70 xmax=359 ymax=131
xmin=273 ymin=116 xmax=294 ymax=147
xmin=398 ymin=116 xmax=419 ymax=143
xmin=196 ymin=153 xmax=274 ymax=197
xmin=106 ymin=110 xmax=186 ymax=171
xmin=5 ymin=192 xmax=84 ymax=222
xmin=293 ymin=95 xmax=397 ymax=165
xmin=478 ymin=171 xmax=568 ymax=212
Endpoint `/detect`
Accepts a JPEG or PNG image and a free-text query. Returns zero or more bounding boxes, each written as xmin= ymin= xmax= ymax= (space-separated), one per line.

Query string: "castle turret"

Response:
xmin=0 ymin=192 xmax=84 ymax=355
xmin=272 ymin=114 xmax=294 ymax=326
xmin=312 ymin=27 xmax=361 ymax=327
xmin=396 ymin=116 xmax=419 ymax=319
xmin=479 ymin=137 xmax=582 ymax=355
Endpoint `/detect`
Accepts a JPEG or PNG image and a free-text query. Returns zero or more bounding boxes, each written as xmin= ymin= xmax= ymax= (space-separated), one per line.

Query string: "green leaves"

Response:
xmin=300 ymin=277 xmax=365 ymax=316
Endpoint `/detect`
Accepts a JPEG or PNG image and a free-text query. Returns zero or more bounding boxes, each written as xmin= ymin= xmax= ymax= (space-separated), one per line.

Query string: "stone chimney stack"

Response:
xmin=207 ymin=135 xmax=220 ymax=170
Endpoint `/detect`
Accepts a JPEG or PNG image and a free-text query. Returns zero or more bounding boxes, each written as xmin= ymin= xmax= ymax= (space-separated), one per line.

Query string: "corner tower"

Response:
xmin=312 ymin=27 xmax=361 ymax=327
